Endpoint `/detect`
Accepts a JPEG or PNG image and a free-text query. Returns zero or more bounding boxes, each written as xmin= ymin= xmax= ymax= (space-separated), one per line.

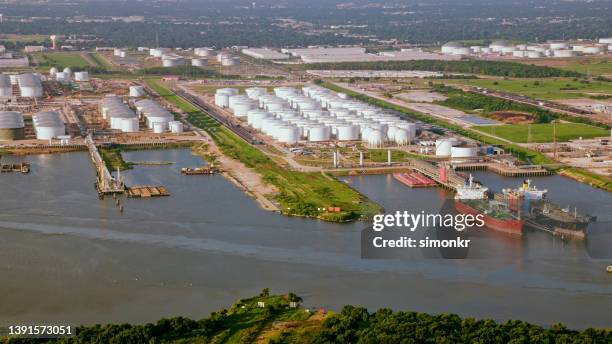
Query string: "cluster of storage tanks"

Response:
xmin=134 ymin=99 xmax=182 ymax=133
xmin=49 ymin=67 xmax=89 ymax=82
xmin=3 ymin=73 xmax=44 ymax=97
xmin=100 ymin=96 xmax=140 ymax=133
xmin=216 ymin=52 xmax=241 ymax=66
xmin=434 ymin=138 xmax=478 ymax=159
xmin=442 ymin=39 xmax=612 ymax=58
xmin=32 ymin=111 xmax=65 ymax=140
xmin=214 ymin=85 xmax=417 ymax=146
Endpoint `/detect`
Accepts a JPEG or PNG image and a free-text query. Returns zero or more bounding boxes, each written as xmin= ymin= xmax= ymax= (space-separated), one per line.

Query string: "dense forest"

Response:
xmin=0 ymin=1 xmax=610 ymax=48
xmin=1 ymin=292 xmax=610 ymax=344
xmin=304 ymin=60 xmax=582 ymax=78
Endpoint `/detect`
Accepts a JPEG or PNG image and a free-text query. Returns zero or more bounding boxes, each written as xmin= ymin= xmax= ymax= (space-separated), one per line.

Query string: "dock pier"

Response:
xmin=85 ymin=134 xmax=125 ymax=197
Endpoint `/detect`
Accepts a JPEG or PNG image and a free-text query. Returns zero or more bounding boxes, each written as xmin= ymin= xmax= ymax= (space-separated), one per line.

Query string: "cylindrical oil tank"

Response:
xmin=49 ymin=67 xmax=58 ymax=76
xmin=0 ymin=75 xmax=11 ymax=97
xmin=549 ymin=42 xmax=569 ymax=50
xmin=582 ymin=46 xmax=602 ymax=54
xmin=451 ymin=146 xmax=478 ymax=158
xmin=231 ymin=101 xmax=254 ymax=117
xmin=393 ymin=129 xmax=411 ymax=145
xmin=55 ymin=72 xmax=68 ymax=82
xmin=169 ymin=121 xmax=184 ymax=133
xmin=308 ymin=126 xmax=331 ymax=142
xmin=527 ymin=51 xmax=543 ymax=58
xmin=366 ymin=130 xmax=385 ymax=147
xmin=129 ymin=86 xmax=145 ymax=97
xmin=195 ymin=48 xmax=215 ymax=57
xmin=74 ymin=71 xmax=89 ymax=82
xmin=336 ymin=125 xmax=360 ymax=141
xmin=0 ymin=111 xmax=25 ymax=140
xmin=191 ymin=58 xmax=208 ymax=67
xmin=599 ymin=38 xmax=612 ymax=44
xmin=276 ymin=126 xmax=300 ymax=144
xmin=435 ymin=139 xmax=454 ymax=156
xmin=63 ymin=67 xmax=72 ymax=76
xmin=216 ymin=88 xmax=239 ymax=96
xmin=152 ymin=122 xmax=165 ymax=133
xmin=553 ymin=49 xmax=576 ymax=58
xmin=214 ymin=93 xmax=230 ymax=107
xmin=119 ymin=117 xmax=139 ymax=133
xmin=221 ymin=57 xmax=240 ymax=66
xmin=245 ymin=87 xmax=267 ymax=100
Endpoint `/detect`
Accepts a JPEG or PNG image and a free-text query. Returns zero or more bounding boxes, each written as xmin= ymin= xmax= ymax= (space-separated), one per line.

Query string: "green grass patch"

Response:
xmin=88 ymin=52 xmax=114 ymax=70
xmin=560 ymin=168 xmax=612 ymax=193
xmin=557 ymin=58 xmax=612 ymax=76
xmin=473 ymin=123 xmax=609 ymax=143
xmin=33 ymin=52 xmax=91 ymax=68
xmin=147 ymin=78 xmax=381 ymax=222
xmin=99 ymin=148 xmax=133 ymax=171
xmin=444 ymin=77 xmax=612 ymax=100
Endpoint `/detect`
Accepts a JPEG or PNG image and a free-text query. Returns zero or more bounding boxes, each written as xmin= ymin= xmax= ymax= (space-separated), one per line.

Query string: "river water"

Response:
xmin=0 ymin=149 xmax=610 ymax=328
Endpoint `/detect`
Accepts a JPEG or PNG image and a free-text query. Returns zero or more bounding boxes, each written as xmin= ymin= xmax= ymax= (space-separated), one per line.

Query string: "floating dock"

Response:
xmin=393 ymin=171 xmax=437 ymax=188
xmin=0 ymin=162 xmax=30 ymax=173
xmin=126 ymin=186 xmax=170 ymax=198
xmin=181 ymin=167 xmax=218 ymax=175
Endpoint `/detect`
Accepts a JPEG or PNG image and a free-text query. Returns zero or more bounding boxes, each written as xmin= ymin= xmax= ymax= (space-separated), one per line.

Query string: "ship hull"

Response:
xmin=455 ymin=200 xmax=524 ymax=236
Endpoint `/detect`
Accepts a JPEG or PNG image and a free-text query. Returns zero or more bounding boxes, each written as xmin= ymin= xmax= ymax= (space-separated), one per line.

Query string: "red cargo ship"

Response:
xmin=454 ymin=200 xmax=524 ymax=236
xmin=454 ymin=175 xmax=524 ymax=236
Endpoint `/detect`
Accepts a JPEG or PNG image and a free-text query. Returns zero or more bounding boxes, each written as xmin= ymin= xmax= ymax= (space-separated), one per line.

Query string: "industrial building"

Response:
xmin=0 ymin=74 xmax=12 ymax=97
xmin=0 ymin=111 xmax=25 ymax=140
xmin=32 ymin=111 xmax=66 ymax=140
xmin=100 ymin=96 xmax=139 ymax=133
xmin=241 ymin=48 xmax=290 ymax=60
xmin=281 ymin=47 xmax=458 ymax=63
xmin=215 ymin=85 xmax=418 ymax=146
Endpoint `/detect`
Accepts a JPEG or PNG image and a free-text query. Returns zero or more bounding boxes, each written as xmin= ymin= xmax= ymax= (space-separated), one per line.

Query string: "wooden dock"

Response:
xmin=126 ymin=186 xmax=170 ymax=198
xmin=451 ymin=161 xmax=551 ymax=177
xmin=0 ymin=162 xmax=30 ymax=173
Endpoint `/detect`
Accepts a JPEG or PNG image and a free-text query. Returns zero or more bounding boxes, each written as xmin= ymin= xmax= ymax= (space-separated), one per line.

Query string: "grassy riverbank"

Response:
xmin=99 ymin=148 xmax=133 ymax=171
xmin=146 ymin=79 xmax=381 ymax=222
xmin=5 ymin=292 xmax=609 ymax=343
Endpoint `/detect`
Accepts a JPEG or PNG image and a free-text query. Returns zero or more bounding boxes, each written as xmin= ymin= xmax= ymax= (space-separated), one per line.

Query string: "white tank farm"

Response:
xmin=451 ymin=146 xmax=478 ymax=158
xmin=276 ymin=126 xmax=300 ymax=144
xmin=214 ymin=93 xmax=230 ymax=107
xmin=0 ymin=75 xmax=11 ymax=97
xmin=120 ymin=117 xmax=139 ymax=133
xmin=152 ymin=122 xmax=165 ymax=133
xmin=134 ymin=99 xmax=173 ymax=129
xmin=74 ymin=71 xmax=89 ymax=82
xmin=308 ymin=126 xmax=331 ymax=142
xmin=169 ymin=121 xmax=184 ymax=133
xmin=336 ymin=125 xmax=360 ymax=141
xmin=32 ymin=111 xmax=65 ymax=140
xmin=191 ymin=58 xmax=208 ymax=67
xmin=129 ymin=86 xmax=145 ymax=97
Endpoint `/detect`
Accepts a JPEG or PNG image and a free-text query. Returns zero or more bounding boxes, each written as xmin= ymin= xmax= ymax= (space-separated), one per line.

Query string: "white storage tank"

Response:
xmin=74 ymin=71 xmax=89 ymax=82
xmin=49 ymin=67 xmax=58 ymax=76
xmin=451 ymin=146 xmax=478 ymax=158
xmin=120 ymin=117 xmax=139 ymax=133
xmin=221 ymin=57 xmax=240 ymax=66
xmin=17 ymin=74 xmax=43 ymax=98
xmin=32 ymin=111 xmax=65 ymax=140
xmin=191 ymin=58 xmax=208 ymax=67
xmin=216 ymin=88 xmax=239 ymax=96
xmin=598 ymin=38 xmax=612 ymax=45
xmin=169 ymin=121 xmax=184 ymax=133
xmin=308 ymin=126 xmax=331 ymax=142
xmin=214 ymin=93 xmax=230 ymax=107
xmin=129 ymin=86 xmax=145 ymax=97
xmin=435 ymin=139 xmax=455 ymax=156
xmin=0 ymin=75 xmax=11 ymax=97
xmin=393 ymin=129 xmax=411 ymax=146
xmin=553 ymin=49 xmax=576 ymax=58
xmin=366 ymin=130 xmax=385 ymax=147
xmin=276 ymin=126 xmax=300 ymax=144
xmin=245 ymin=87 xmax=267 ymax=100
xmin=152 ymin=122 xmax=165 ymax=133
xmin=527 ymin=51 xmax=543 ymax=58
xmin=62 ymin=67 xmax=72 ymax=76
xmin=336 ymin=125 xmax=360 ymax=141
xmin=549 ymin=41 xmax=569 ymax=50
xmin=55 ymin=72 xmax=68 ymax=82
